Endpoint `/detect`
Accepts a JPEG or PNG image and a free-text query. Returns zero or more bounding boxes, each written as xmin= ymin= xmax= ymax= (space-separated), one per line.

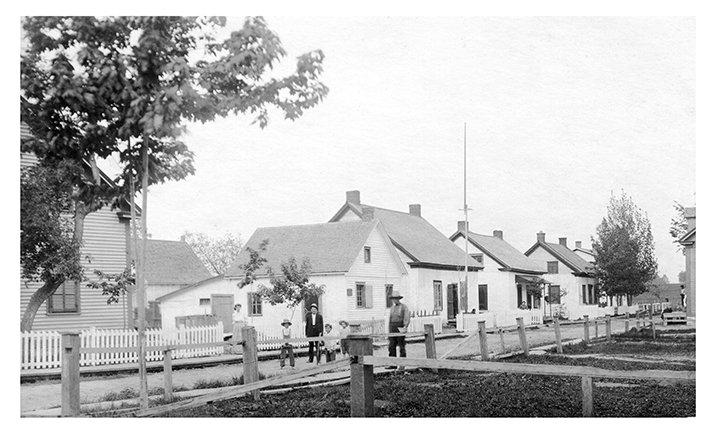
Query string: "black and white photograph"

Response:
xmin=14 ymin=6 xmax=708 ymax=422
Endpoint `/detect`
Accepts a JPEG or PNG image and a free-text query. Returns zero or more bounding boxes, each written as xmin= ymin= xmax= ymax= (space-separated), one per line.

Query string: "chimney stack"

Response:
xmin=361 ymin=206 xmax=374 ymax=221
xmin=575 ymin=241 xmax=582 ymax=249
xmin=346 ymin=190 xmax=361 ymax=205
xmin=559 ymin=237 xmax=567 ymax=247
xmin=493 ymin=230 xmax=503 ymax=240
xmin=180 ymin=235 xmax=186 ymax=243
xmin=457 ymin=221 xmax=469 ymax=235
xmin=537 ymin=231 xmax=546 ymax=243
xmin=409 ymin=204 xmax=421 ymax=217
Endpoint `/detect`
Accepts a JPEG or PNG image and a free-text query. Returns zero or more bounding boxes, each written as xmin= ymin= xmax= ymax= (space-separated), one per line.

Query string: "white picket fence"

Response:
xmin=20 ymin=324 xmax=223 ymax=371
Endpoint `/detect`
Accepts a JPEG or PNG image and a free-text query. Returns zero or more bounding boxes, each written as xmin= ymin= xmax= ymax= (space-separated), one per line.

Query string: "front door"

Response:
xmin=447 ymin=283 xmax=459 ymax=320
xmin=211 ymin=294 xmax=234 ymax=334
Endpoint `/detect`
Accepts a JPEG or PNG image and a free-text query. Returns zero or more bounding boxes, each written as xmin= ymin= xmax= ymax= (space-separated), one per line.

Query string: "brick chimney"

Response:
xmin=493 ymin=230 xmax=503 ymax=240
xmin=361 ymin=206 xmax=374 ymax=221
xmin=559 ymin=237 xmax=567 ymax=247
xmin=575 ymin=241 xmax=582 ymax=249
xmin=537 ymin=231 xmax=546 ymax=243
xmin=180 ymin=235 xmax=186 ymax=243
xmin=408 ymin=204 xmax=421 ymax=217
xmin=346 ymin=190 xmax=361 ymax=205
xmin=457 ymin=221 xmax=469 ymax=235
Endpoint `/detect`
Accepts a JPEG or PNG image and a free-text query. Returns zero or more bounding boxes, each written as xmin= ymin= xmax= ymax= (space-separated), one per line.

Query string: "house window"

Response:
xmin=247 ymin=292 xmax=262 ymax=316
xmin=385 ymin=284 xmax=394 ymax=308
xmin=48 ymin=281 xmax=79 ymax=314
xmin=433 ymin=281 xmax=443 ymax=311
xmin=588 ymin=284 xmax=595 ymax=304
xmin=472 ymin=253 xmax=483 ymax=264
xmin=547 ymin=261 xmax=559 ymax=274
xmin=549 ymin=285 xmax=561 ymax=304
xmin=356 ymin=283 xmax=373 ymax=308
xmin=199 ymin=298 xmax=210 ymax=306
xmin=517 ymin=284 xmax=523 ymax=308
xmin=478 ymin=284 xmax=488 ymax=311
xmin=364 ymin=247 xmax=371 ymax=263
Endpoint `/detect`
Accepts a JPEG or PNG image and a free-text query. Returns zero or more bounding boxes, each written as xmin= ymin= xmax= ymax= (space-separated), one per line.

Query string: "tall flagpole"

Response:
xmin=463 ymin=122 xmax=470 ymax=313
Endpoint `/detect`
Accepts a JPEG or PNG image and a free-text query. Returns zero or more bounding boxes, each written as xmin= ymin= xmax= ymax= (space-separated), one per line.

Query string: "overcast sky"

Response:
xmin=94 ymin=16 xmax=694 ymax=281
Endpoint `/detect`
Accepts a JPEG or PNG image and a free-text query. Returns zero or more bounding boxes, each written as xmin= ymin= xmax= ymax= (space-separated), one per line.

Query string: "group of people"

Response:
xmin=232 ymin=290 xmax=412 ymax=371
xmin=278 ymin=303 xmax=351 ymax=369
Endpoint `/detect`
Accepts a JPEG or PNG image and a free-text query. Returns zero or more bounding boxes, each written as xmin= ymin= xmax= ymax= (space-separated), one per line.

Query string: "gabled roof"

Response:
xmin=330 ymin=202 xmax=481 ymax=270
xmin=156 ymin=275 xmax=226 ymax=302
xmin=224 ymin=220 xmax=403 ymax=277
xmin=134 ymin=240 xmax=213 ymax=285
xmin=450 ymin=230 xmax=545 ymax=274
xmin=525 ymin=240 xmax=595 ymax=276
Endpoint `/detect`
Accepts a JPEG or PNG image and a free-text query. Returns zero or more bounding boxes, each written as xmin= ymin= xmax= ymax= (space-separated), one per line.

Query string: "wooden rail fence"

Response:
xmin=55 ymin=314 xmax=683 ymax=418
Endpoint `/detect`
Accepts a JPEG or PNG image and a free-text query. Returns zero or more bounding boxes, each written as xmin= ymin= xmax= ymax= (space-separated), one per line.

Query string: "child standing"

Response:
xmin=322 ymin=323 xmax=341 ymax=362
xmin=279 ymin=318 xmax=295 ymax=369
xmin=338 ymin=320 xmax=350 ymax=357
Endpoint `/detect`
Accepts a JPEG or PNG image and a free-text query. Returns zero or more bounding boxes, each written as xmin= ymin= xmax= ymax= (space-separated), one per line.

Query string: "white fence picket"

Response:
xmin=20 ymin=323 xmax=224 ymax=371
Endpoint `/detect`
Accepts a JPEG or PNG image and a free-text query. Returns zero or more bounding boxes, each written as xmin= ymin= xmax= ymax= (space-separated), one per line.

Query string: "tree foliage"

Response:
xmin=86 ymin=268 xmax=135 ymax=305
xmin=591 ymin=191 xmax=658 ymax=299
xmin=20 ymin=164 xmax=83 ymax=285
xmin=257 ymin=257 xmax=326 ymax=321
xmin=236 ymin=239 xmax=270 ymax=289
xmin=669 ymin=201 xmax=688 ymax=255
xmin=183 ymin=231 xmax=243 ymax=276
xmin=20 ymin=16 xmax=328 ymax=331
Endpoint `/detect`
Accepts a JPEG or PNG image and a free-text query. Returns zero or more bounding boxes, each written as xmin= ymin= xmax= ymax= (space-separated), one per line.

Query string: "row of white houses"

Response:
xmin=151 ymin=190 xmax=611 ymax=335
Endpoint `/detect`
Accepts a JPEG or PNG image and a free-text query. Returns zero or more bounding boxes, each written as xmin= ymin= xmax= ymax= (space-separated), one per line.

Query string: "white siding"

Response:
xmin=20 ymin=204 xmax=130 ymax=331
xmin=345 ymin=227 xmax=406 ymax=322
xmin=20 ymin=152 xmax=130 ymax=331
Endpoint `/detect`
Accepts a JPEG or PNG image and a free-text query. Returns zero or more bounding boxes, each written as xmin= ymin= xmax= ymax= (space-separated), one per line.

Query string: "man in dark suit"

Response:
xmin=305 ymin=303 xmax=324 ymax=363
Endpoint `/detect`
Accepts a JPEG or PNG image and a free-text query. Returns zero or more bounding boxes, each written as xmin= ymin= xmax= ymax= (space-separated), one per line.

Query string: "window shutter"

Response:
xmin=365 ymin=285 xmax=373 ymax=308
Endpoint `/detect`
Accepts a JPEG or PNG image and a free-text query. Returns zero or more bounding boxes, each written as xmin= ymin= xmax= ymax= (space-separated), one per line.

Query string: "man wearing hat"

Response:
xmin=279 ymin=318 xmax=295 ymax=369
xmin=388 ymin=290 xmax=411 ymax=367
xmin=305 ymin=303 xmax=324 ymax=363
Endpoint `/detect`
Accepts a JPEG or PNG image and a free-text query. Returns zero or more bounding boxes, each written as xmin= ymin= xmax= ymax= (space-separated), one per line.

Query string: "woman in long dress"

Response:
xmin=232 ymin=303 xmax=247 ymax=353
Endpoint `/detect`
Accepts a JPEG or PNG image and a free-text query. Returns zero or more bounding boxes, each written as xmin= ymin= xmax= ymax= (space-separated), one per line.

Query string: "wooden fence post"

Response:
xmin=649 ymin=310 xmax=656 ymax=340
xmin=625 ymin=317 xmax=630 ymax=333
xmin=636 ymin=311 xmax=641 ymax=331
xmin=242 ymin=326 xmax=260 ymax=400
xmin=499 ymin=328 xmax=506 ymax=354
xmin=583 ymin=315 xmax=590 ymax=344
xmin=594 ymin=318 xmax=599 ymax=338
xmin=516 ymin=317 xmax=529 ymax=356
xmin=349 ymin=335 xmax=374 ymax=417
xmin=424 ymin=324 xmax=438 ymax=373
xmin=478 ymin=321 xmax=489 ymax=361
xmin=349 ymin=324 xmax=361 ymax=334
xmin=605 ymin=315 xmax=612 ymax=342
xmin=61 ymin=331 xmax=81 ymax=417
xmin=581 ymin=376 xmax=594 ymax=417
xmin=554 ymin=316 xmax=563 ymax=354
xmin=163 ymin=349 xmax=173 ymax=402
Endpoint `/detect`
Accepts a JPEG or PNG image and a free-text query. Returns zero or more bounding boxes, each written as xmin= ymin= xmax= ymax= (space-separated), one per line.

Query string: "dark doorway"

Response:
xmin=447 ymin=283 xmax=459 ymax=320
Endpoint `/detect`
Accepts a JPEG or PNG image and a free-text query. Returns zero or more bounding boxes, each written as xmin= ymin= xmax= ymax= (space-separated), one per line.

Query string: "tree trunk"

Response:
xmin=20 ymin=279 xmax=62 ymax=332
xmin=19 ymin=198 xmax=89 ymax=332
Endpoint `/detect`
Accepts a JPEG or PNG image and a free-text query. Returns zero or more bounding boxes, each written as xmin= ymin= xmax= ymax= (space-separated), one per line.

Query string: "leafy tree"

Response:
xmin=183 ymin=231 xmax=243 ymax=276
xmin=591 ymin=191 xmax=658 ymax=300
xmin=669 ymin=201 xmax=688 ymax=255
xmin=678 ymin=270 xmax=686 ymax=284
xmin=20 ymin=16 xmax=329 ymax=333
xmin=20 ymin=164 xmax=84 ymax=318
xmin=257 ymin=257 xmax=326 ymax=322
xmin=86 ymin=268 xmax=135 ymax=305
xmin=236 ymin=239 xmax=270 ymax=289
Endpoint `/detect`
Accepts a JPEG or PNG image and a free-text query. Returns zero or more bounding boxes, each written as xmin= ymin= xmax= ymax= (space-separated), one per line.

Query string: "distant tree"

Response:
xmin=660 ymin=274 xmax=670 ymax=284
xmin=257 ymin=257 xmax=325 ymax=322
xmin=669 ymin=201 xmax=688 ymax=255
xmin=591 ymin=191 xmax=659 ymax=300
xmin=184 ymin=231 xmax=243 ymax=276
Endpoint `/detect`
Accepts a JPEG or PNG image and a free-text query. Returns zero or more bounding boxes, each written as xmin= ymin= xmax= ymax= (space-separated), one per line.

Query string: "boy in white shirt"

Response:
xmin=322 ymin=323 xmax=341 ymax=362
xmin=279 ymin=318 xmax=295 ymax=369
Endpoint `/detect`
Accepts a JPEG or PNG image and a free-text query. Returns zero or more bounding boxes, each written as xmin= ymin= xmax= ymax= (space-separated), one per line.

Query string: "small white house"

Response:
xmin=524 ymin=232 xmax=598 ymax=320
xmin=222 ymin=219 xmax=409 ymax=333
xmin=156 ymin=275 xmax=237 ymax=332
